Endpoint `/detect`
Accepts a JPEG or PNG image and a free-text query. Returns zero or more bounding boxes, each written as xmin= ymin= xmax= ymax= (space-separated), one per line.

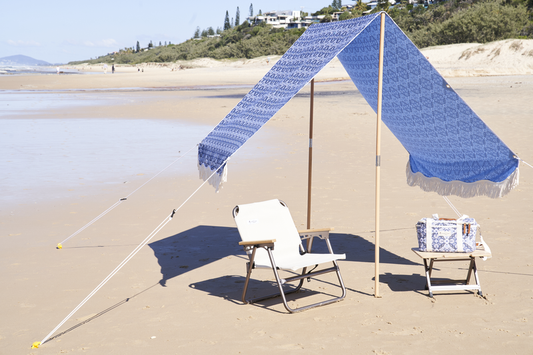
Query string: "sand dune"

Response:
xmin=421 ymin=39 xmax=533 ymax=76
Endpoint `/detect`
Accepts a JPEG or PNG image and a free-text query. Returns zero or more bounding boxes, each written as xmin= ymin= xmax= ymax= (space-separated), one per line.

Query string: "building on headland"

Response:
xmin=248 ymin=10 xmax=302 ymax=28
xmin=248 ymin=10 xmax=325 ymax=30
xmin=246 ymin=2 xmax=392 ymax=30
xmin=365 ymin=0 xmax=397 ymax=10
xmin=247 ymin=0 xmax=431 ymax=30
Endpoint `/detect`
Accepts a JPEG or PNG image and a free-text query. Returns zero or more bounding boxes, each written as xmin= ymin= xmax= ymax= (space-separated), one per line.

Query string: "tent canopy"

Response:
xmin=197 ymin=12 xmax=519 ymax=198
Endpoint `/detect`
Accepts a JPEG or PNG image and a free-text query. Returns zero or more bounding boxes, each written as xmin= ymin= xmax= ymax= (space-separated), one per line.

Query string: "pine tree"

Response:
xmin=224 ymin=10 xmax=231 ymax=30
xmin=377 ymin=0 xmax=390 ymax=11
xmin=235 ymin=7 xmax=240 ymax=26
xmin=249 ymin=3 xmax=253 ymax=17
xmin=136 ymin=41 xmax=140 ymax=52
xmin=194 ymin=26 xmax=200 ymax=38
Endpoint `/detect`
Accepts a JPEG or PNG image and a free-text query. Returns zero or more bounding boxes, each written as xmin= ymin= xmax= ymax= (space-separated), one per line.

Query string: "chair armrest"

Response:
xmin=239 ymin=239 xmax=276 ymax=246
xmin=298 ymin=228 xmax=335 ymax=254
xmin=299 ymin=227 xmax=334 ymax=240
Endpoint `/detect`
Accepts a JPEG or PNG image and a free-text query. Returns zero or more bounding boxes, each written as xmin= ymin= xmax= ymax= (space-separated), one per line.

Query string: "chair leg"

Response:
xmin=266 ymin=249 xmax=346 ymax=313
xmin=241 ymin=247 xmax=258 ymax=304
xmin=241 ymin=247 xmax=305 ymax=305
xmin=242 ymin=246 xmax=346 ymax=313
xmin=333 ymin=260 xmax=347 ymax=300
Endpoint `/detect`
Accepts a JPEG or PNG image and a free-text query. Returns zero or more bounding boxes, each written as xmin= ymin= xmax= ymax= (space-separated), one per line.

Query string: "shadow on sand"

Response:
xmin=147 ymin=226 xmax=425 ymax=305
xmin=46 ymin=225 xmax=425 ymax=341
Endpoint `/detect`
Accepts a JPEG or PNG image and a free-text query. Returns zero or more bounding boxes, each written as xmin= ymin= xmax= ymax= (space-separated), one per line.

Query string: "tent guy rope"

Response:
xmin=521 ymin=158 xmax=533 ymax=170
xmin=57 ymin=144 xmax=198 ymax=249
xmin=35 ymin=157 xmax=229 ymax=348
xmin=442 ymin=196 xmax=462 ymax=218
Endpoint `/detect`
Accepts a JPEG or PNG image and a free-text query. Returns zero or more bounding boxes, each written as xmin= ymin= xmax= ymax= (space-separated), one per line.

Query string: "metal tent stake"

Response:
xmin=375 ymin=12 xmax=386 ymax=298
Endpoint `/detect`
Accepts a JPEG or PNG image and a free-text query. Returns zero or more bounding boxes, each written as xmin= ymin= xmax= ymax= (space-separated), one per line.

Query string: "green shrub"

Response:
xmin=69 ymin=0 xmax=533 ymax=64
xmin=395 ymin=0 xmax=532 ymax=47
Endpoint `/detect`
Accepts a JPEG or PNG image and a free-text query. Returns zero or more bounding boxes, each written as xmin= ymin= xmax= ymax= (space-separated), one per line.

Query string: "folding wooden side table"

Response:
xmin=412 ymin=245 xmax=491 ymax=297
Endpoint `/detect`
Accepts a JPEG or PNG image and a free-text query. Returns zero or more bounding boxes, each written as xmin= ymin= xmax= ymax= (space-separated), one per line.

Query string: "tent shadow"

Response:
xmin=148 ymin=225 xmax=245 ymax=286
xmin=319 ymin=233 xmax=420 ymax=266
xmin=377 ymin=272 xmax=428 ymax=294
xmin=148 ymin=227 xmax=419 ymax=288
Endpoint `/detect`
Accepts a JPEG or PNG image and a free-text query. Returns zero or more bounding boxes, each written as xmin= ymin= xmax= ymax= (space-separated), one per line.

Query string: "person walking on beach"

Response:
xmin=112 ymin=64 xmax=115 ymax=74
xmin=103 ymin=64 xmax=108 ymax=74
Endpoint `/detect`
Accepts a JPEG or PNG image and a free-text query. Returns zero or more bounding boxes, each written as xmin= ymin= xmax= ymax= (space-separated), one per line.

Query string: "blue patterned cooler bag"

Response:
xmin=416 ymin=215 xmax=477 ymax=253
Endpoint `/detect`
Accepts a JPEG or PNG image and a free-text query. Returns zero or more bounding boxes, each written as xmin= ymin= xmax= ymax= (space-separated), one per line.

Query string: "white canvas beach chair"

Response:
xmin=232 ymin=199 xmax=346 ymax=313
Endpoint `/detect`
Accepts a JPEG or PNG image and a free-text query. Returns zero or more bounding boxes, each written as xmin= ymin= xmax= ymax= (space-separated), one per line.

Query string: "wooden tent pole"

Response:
xmin=375 ymin=12 xmax=386 ymax=298
xmin=307 ymin=78 xmax=315 ymax=230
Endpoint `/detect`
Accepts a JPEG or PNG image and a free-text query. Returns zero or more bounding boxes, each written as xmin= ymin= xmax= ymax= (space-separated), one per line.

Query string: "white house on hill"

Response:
xmin=248 ymin=10 xmax=302 ymax=28
xmin=248 ymin=10 xmax=328 ymax=29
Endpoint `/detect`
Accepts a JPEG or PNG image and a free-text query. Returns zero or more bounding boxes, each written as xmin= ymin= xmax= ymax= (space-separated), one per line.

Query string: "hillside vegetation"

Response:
xmin=392 ymin=0 xmax=533 ymax=47
xmin=70 ymin=0 xmax=533 ymax=65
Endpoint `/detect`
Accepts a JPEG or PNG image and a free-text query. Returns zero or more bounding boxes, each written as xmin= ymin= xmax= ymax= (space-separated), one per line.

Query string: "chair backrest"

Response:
xmin=233 ymin=199 xmax=302 ymax=259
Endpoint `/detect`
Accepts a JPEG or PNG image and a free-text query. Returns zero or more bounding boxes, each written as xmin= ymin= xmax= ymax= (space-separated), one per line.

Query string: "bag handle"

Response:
xmin=438 ymin=218 xmax=471 ymax=235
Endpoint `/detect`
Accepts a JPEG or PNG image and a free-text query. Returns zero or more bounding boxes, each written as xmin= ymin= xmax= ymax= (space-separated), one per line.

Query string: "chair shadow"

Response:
xmin=189 ymin=274 xmax=347 ymax=313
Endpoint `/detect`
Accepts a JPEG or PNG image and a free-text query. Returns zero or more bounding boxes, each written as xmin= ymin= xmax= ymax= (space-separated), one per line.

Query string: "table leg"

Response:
xmin=423 ymin=258 xmax=433 ymax=297
xmin=466 ymin=257 xmax=474 ymax=285
xmin=472 ymin=258 xmax=483 ymax=296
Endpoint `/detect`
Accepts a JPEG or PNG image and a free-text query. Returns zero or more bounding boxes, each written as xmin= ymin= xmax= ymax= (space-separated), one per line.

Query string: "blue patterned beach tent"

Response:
xmin=197 ymin=12 xmax=522 ymax=298
xmin=198 ymin=12 xmax=519 ymax=198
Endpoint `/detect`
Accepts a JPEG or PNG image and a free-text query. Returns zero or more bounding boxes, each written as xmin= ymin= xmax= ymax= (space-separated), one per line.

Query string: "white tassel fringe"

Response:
xmin=406 ymin=162 xmax=519 ymax=199
xmin=198 ymin=163 xmax=228 ymax=192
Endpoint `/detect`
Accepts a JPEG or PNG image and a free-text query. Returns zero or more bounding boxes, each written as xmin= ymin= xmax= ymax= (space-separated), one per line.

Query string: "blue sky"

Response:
xmin=1 ymin=0 xmax=347 ymax=64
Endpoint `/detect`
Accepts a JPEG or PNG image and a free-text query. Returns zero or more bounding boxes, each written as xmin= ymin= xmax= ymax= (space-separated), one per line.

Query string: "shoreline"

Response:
xmin=1 ymin=39 xmax=533 ymax=93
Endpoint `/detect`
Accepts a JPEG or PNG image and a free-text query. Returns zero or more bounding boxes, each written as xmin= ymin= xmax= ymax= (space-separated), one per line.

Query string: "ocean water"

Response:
xmin=0 ymin=88 xmax=280 ymax=209
xmin=1 ymin=117 xmax=212 ymax=206
xmin=0 ymin=65 xmax=80 ymax=75
xmin=0 ymin=92 xmax=109 ymax=112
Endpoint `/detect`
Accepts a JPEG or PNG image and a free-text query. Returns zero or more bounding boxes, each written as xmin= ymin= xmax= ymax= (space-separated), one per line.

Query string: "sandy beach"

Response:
xmin=1 ymin=40 xmax=533 ymax=354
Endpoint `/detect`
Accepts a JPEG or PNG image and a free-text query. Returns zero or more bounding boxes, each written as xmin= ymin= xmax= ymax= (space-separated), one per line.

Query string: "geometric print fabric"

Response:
xmin=198 ymin=12 xmax=519 ymax=197
xmin=337 ymin=16 xmax=518 ymax=190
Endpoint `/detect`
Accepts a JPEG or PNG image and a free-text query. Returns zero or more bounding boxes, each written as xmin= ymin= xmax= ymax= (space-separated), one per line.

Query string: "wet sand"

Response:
xmin=1 ymin=44 xmax=533 ymax=354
